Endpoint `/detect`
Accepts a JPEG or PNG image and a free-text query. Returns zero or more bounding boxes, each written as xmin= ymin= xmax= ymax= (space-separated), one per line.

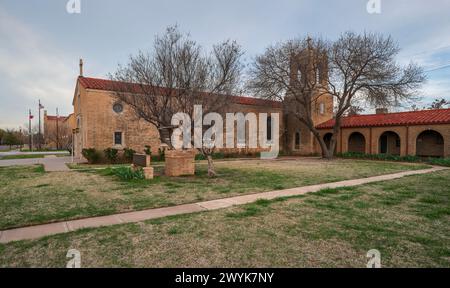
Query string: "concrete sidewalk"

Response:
xmin=0 ymin=156 xmax=74 ymax=172
xmin=0 ymin=166 xmax=446 ymax=243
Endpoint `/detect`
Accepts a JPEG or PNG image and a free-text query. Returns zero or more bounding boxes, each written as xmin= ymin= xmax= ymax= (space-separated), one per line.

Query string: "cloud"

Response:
xmin=0 ymin=7 xmax=75 ymax=130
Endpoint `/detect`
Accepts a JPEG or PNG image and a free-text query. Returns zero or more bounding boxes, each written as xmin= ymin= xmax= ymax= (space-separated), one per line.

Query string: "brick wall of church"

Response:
xmin=74 ymin=85 xmax=286 ymax=158
xmin=75 ymin=87 xmax=161 ymax=157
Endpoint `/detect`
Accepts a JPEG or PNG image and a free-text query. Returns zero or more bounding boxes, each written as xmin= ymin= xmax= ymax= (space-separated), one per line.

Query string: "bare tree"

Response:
xmin=249 ymin=32 xmax=425 ymax=158
xmin=110 ymin=26 xmax=244 ymax=176
xmin=45 ymin=123 xmax=72 ymax=151
xmin=429 ymin=98 xmax=450 ymax=109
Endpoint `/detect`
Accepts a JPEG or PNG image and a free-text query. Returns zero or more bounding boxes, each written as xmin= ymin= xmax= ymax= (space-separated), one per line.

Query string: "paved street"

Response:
xmin=0 ymin=156 xmax=76 ymax=172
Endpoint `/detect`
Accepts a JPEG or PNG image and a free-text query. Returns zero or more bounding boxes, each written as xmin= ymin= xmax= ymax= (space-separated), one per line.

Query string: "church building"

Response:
xmin=67 ymin=48 xmax=450 ymax=159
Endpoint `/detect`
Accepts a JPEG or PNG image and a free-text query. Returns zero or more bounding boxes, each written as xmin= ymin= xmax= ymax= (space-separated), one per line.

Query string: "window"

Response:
xmin=267 ymin=116 xmax=272 ymax=141
xmin=294 ymin=131 xmax=301 ymax=150
xmin=319 ymin=103 xmax=325 ymax=115
xmin=113 ymin=103 xmax=123 ymax=114
xmin=114 ymin=132 xmax=123 ymax=145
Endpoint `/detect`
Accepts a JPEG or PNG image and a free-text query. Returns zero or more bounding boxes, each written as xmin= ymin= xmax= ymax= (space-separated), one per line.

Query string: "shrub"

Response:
xmin=195 ymin=153 xmax=206 ymax=161
xmin=195 ymin=152 xmax=226 ymax=161
xmin=123 ymin=148 xmax=136 ymax=163
xmin=337 ymin=152 xmax=422 ymax=163
xmin=82 ymin=148 xmax=101 ymax=164
xmin=428 ymin=157 xmax=450 ymax=167
xmin=214 ymin=152 xmax=225 ymax=159
xmin=144 ymin=145 xmax=152 ymax=156
xmin=111 ymin=166 xmax=144 ymax=181
xmin=158 ymin=147 xmax=166 ymax=161
xmin=104 ymin=148 xmax=119 ymax=163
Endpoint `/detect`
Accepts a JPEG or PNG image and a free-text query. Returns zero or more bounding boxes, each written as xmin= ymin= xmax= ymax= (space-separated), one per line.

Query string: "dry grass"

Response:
xmin=0 ymin=169 xmax=448 ymax=268
xmin=0 ymin=159 xmax=429 ymax=230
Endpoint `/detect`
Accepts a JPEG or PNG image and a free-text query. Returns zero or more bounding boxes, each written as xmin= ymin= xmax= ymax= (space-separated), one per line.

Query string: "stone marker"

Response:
xmin=132 ymin=153 xmax=153 ymax=179
xmin=133 ymin=153 xmax=151 ymax=167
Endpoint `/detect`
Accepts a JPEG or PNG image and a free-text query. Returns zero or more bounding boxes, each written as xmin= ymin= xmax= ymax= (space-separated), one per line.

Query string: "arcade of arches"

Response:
xmin=317 ymin=125 xmax=449 ymax=158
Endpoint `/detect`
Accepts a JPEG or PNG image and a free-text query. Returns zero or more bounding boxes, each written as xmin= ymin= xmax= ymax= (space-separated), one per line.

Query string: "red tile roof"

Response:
xmin=316 ymin=108 xmax=450 ymax=129
xmin=78 ymin=77 xmax=282 ymax=108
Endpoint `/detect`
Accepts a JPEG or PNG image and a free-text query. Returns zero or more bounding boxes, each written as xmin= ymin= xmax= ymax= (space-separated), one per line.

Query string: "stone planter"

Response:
xmin=165 ymin=149 xmax=196 ymax=177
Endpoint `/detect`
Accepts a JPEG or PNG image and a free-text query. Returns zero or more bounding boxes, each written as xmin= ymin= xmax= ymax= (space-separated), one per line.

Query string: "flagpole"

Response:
xmin=38 ymin=100 xmax=42 ymax=150
xmin=28 ymin=109 xmax=32 ymax=151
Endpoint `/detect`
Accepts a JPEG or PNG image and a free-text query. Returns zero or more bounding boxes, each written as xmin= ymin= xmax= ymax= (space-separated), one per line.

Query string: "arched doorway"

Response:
xmin=323 ymin=133 xmax=333 ymax=149
xmin=379 ymin=131 xmax=401 ymax=155
xmin=323 ymin=133 xmax=337 ymax=153
xmin=416 ymin=130 xmax=444 ymax=157
xmin=348 ymin=132 xmax=366 ymax=153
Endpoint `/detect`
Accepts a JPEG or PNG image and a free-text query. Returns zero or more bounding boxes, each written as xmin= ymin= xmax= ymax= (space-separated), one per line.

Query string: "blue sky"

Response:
xmin=1 ymin=0 xmax=450 ymax=129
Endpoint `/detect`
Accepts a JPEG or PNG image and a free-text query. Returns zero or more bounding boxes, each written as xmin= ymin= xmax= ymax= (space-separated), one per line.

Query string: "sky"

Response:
xmin=1 ymin=0 xmax=450 ymax=129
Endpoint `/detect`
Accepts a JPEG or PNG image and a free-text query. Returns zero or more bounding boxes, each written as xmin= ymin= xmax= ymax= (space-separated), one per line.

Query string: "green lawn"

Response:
xmin=0 ymin=169 xmax=448 ymax=268
xmin=0 ymin=159 xmax=430 ymax=230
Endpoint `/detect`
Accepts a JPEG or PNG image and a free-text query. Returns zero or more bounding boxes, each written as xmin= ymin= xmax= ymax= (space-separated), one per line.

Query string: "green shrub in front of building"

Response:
xmin=336 ymin=152 xmax=450 ymax=167
xmin=82 ymin=148 xmax=101 ymax=164
xmin=104 ymin=148 xmax=119 ymax=163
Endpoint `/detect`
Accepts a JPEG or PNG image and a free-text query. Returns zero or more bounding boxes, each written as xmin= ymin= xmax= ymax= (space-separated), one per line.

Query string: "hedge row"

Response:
xmin=336 ymin=152 xmax=450 ymax=167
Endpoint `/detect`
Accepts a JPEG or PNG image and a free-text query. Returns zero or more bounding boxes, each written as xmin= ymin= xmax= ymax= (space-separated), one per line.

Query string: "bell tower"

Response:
xmin=286 ymin=41 xmax=332 ymax=125
xmin=283 ymin=41 xmax=333 ymax=154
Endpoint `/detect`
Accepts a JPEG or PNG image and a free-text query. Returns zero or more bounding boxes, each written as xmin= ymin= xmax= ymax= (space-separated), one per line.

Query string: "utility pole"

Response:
xmin=56 ymin=107 xmax=60 ymax=150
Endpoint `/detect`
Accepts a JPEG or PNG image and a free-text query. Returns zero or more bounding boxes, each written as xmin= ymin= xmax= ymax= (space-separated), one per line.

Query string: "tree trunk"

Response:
xmin=310 ymin=128 xmax=332 ymax=159
xmin=206 ymin=155 xmax=217 ymax=177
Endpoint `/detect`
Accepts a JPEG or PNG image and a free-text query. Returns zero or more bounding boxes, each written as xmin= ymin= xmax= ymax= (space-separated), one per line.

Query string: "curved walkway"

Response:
xmin=0 ymin=166 xmax=446 ymax=243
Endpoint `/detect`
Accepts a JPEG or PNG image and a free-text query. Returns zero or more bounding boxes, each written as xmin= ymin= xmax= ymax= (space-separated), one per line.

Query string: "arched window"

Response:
xmin=294 ymin=131 xmax=301 ymax=150
xmin=323 ymin=133 xmax=333 ymax=150
xmin=319 ymin=103 xmax=325 ymax=115
xmin=379 ymin=131 xmax=401 ymax=155
xmin=348 ymin=132 xmax=366 ymax=153
xmin=267 ymin=116 xmax=272 ymax=142
xmin=416 ymin=130 xmax=444 ymax=157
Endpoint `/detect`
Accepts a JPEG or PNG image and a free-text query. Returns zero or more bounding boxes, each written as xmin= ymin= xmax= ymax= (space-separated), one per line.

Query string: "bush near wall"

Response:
xmin=104 ymin=148 xmax=119 ymax=163
xmin=82 ymin=148 xmax=101 ymax=164
xmin=123 ymin=148 xmax=136 ymax=163
xmin=336 ymin=152 xmax=450 ymax=167
xmin=428 ymin=158 xmax=450 ymax=167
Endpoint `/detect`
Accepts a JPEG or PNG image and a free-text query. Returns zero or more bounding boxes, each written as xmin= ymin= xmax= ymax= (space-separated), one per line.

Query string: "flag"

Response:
xmin=39 ymin=103 xmax=44 ymax=109
xmin=29 ymin=115 xmax=34 ymax=120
